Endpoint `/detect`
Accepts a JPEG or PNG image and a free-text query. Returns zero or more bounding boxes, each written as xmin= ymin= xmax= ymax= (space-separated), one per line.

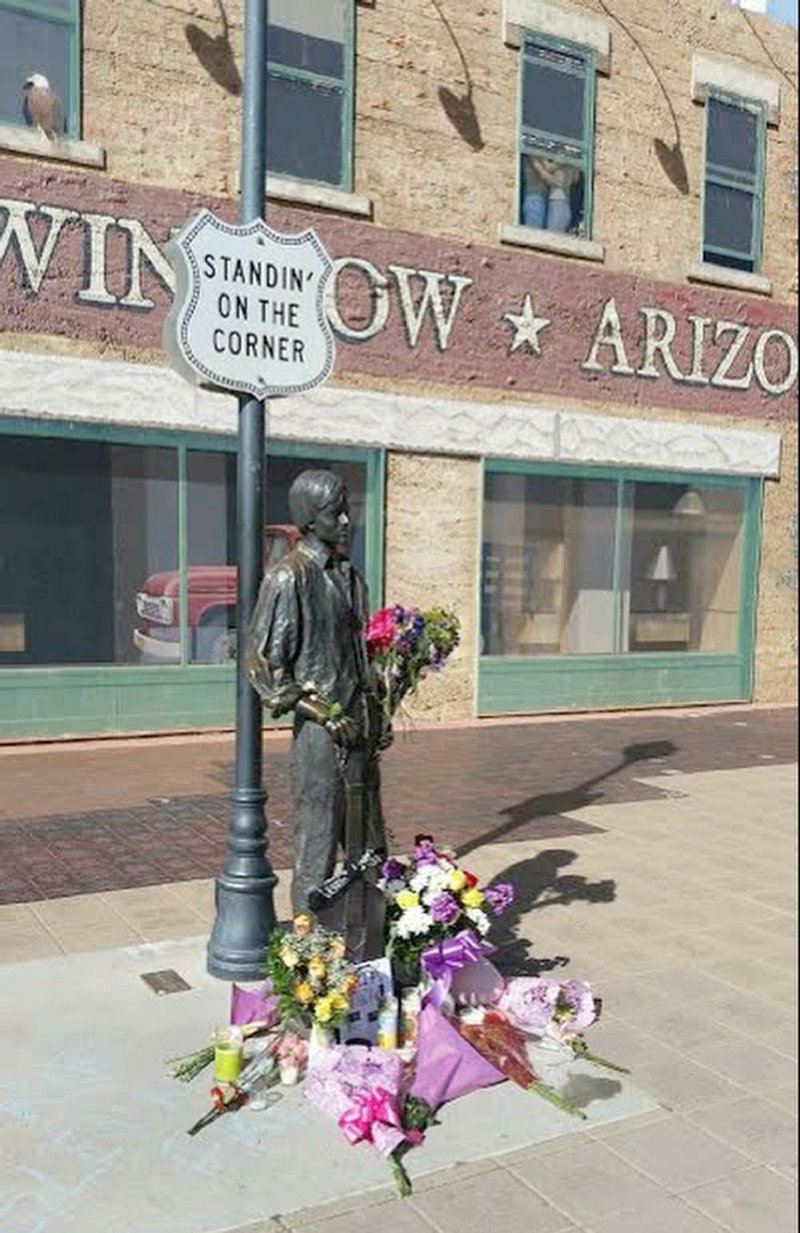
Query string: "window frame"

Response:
xmin=266 ymin=0 xmax=356 ymax=192
xmin=0 ymin=0 xmax=81 ymax=138
xmin=478 ymin=457 xmax=762 ymax=715
xmin=516 ymin=29 xmax=597 ymax=240
xmin=701 ymin=86 xmax=767 ymax=273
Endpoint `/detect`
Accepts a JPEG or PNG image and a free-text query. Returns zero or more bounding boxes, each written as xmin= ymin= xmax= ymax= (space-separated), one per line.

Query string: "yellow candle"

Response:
xmin=213 ymin=1028 xmax=243 ymax=1083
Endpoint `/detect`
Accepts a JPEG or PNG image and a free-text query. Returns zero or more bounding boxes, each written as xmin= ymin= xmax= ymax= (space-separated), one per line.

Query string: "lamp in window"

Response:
xmin=673 ymin=488 xmax=706 ymax=516
xmin=644 ymin=545 xmax=676 ymax=612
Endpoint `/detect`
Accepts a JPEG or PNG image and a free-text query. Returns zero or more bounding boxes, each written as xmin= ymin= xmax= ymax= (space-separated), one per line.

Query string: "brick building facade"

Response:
xmin=0 ymin=0 xmax=796 ymax=738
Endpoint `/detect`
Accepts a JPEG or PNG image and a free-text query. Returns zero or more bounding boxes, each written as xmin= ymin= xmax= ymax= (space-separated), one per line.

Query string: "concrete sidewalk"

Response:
xmin=0 ymin=752 xmax=796 ymax=1233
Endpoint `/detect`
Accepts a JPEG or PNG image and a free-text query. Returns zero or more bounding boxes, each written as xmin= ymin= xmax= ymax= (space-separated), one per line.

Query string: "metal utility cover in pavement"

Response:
xmin=163 ymin=209 xmax=336 ymax=400
xmin=140 ymin=969 xmax=192 ymax=995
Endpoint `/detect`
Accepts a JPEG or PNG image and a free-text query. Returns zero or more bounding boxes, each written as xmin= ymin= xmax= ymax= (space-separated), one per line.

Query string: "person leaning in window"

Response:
xmin=522 ymin=155 xmax=580 ymax=234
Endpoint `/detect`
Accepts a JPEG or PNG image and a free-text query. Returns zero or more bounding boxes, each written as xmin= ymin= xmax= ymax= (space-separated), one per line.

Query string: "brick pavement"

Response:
xmin=0 ymin=706 xmax=795 ymax=905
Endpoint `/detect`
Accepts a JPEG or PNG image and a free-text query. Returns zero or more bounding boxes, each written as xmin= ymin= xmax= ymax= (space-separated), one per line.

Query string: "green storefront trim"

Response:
xmin=478 ymin=459 xmax=763 ymax=716
xmin=0 ymin=417 xmax=385 ymax=740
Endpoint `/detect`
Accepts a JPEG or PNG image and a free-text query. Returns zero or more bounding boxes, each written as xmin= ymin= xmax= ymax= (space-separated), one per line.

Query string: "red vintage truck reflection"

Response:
xmin=133 ymin=524 xmax=300 ymax=663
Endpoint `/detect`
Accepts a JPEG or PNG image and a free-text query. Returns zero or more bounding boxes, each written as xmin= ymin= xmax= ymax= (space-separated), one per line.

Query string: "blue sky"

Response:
xmin=768 ymin=0 xmax=798 ymax=25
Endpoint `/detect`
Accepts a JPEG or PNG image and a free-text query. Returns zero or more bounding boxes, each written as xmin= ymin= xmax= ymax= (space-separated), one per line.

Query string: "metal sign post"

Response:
xmin=207 ymin=0 xmax=275 ymax=981
xmin=163 ymin=0 xmax=335 ymax=981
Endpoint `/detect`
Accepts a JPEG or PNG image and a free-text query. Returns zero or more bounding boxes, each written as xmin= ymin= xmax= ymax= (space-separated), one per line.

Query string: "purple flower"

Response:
xmin=484 ymin=882 xmax=515 ymax=917
xmin=413 ymin=835 xmax=439 ymax=866
xmin=381 ymin=857 xmax=407 ymax=884
xmin=429 ymin=892 xmax=461 ymax=925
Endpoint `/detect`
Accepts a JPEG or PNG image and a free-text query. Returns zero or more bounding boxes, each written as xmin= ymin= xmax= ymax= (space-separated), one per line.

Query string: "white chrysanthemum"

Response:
xmin=410 ymin=865 xmax=451 ymax=897
xmin=466 ymin=907 xmax=491 ymax=936
xmin=395 ymin=905 xmax=433 ymax=938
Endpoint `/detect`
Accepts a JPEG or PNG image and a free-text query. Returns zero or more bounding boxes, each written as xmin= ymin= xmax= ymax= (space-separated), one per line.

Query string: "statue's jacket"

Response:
xmin=246 ymin=535 xmax=374 ymax=723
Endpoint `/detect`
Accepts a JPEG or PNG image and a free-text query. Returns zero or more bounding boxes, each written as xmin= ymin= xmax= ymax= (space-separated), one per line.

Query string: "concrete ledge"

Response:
xmin=0 ymin=122 xmax=106 ymax=169
xmin=692 ymin=52 xmax=781 ymax=125
xmin=266 ymin=175 xmax=373 ymax=219
xmin=499 ymin=221 xmax=605 ymax=263
xmin=687 ymin=261 xmax=773 ymax=297
xmin=503 ymin=0 xmax=611 ymax=73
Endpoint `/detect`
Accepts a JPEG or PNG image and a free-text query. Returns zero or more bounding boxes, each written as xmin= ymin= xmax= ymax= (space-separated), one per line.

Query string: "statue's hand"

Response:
xmin=324 ymin=713 xmax=359 ymax=747
xmin=377 ymin=718 xmax=394 ymax=751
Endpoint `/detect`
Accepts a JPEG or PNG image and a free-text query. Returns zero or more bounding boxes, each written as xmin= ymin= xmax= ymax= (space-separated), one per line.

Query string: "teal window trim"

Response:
xmin=701 ymin=88 xmax=767 ymax=273
xmin=480 ymin=458 xmax=759 ymax=683
xmin=267 ymin=0 xmax=355 ymax=192
xmin=177 ymin=442 xmax=189 ymax=668
xmin=484 ymin=456 xmax=750 ymax=488
xmin=738 ymin=476 xmax=763 ymax=698
xmin=516 ymin=29 xmax=596 ymax=239
xmin=1 ymin=0 xmax=81 ymax=138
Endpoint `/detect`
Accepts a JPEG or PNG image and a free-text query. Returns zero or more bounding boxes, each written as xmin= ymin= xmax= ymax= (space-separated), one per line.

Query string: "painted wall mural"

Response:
xmin=0 ymin=157 xmax=797 ymax=419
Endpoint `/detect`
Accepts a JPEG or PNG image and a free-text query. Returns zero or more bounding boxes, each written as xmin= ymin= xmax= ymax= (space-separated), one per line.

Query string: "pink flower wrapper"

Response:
xmin=304 ymin=1045 xmax=411 ymax=1157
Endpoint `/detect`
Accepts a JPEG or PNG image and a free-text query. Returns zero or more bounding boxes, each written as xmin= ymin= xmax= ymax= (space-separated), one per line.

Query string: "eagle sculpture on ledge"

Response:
xmin=22 ymin=74 xmax=65 ymax=141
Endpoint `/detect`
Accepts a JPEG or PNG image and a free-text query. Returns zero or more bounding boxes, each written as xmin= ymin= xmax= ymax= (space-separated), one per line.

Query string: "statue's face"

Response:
xmin=311 ymin=489 xmax=350 ymax=551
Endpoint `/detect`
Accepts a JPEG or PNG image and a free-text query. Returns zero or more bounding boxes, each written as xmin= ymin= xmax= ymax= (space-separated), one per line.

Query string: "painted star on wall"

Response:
xmin=503 ymin=294 xmax=551 ymax=355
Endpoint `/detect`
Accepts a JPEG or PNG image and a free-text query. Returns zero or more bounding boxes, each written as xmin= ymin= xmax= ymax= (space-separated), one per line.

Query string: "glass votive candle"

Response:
xmin=213 ymin=1026 xmax=244 ymax=1083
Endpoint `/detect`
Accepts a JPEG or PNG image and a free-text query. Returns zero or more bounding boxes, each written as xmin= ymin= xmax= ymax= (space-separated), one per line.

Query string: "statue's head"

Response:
xmin=288 ymin=469 xmax=350 ymax=551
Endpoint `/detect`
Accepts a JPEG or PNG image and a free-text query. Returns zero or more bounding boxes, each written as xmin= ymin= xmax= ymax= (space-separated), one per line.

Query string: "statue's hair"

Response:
xmin=288 ymin=469 xmax=346 ymax=531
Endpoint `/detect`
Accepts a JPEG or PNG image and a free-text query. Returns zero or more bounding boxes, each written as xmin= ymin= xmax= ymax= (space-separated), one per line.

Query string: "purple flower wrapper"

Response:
xmin=229 ymin=981 xmax=278 ymax=1027
xmin=409 ymin=1004 xmax=506 ymax=1109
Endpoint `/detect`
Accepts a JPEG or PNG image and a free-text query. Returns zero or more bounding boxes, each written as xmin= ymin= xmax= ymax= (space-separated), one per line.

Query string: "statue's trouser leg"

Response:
xmin=344 ymin=751 xmax=387 ymax=962
xmin=290 ymin=720 xmax=342 ymax=918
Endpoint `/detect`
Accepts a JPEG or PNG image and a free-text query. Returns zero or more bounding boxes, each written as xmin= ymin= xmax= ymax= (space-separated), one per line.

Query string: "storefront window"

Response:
xmin=482 ymin=473 xmax=616 ymax=655
xmin=481 ymin=469 xmax=747 ymax=660
xmin=624 ymin=482 xmax=744 ymax=654
xmin=0 ymin=436 xmax=177 ymax=666
xmin=182 ymin=448 xmax=368 ymax=663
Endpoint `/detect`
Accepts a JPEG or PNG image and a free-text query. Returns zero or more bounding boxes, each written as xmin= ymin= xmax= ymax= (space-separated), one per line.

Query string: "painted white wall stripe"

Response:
xmin=0 ymin=348 xmax=781 ymax=477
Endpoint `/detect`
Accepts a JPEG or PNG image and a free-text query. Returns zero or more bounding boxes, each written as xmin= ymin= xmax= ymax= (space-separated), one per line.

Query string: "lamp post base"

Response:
xmin=207 ymin=870 xmax=278 ymax=981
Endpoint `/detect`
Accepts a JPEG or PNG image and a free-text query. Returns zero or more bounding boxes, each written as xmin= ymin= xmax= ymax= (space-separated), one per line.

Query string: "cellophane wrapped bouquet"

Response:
xmin=264 ymin=912 xmax=358 ymax=1032
xmin=366 ymin=604 xmax=460 ymax=719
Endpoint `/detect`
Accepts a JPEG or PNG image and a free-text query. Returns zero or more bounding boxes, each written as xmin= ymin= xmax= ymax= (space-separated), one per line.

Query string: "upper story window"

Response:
xmin=702 ymin=90 xmax=766 ymax=273
xmin=518 ymin=33 xmax=595 ymax=239
xmin=0 ymin=0 xmax=80 ymax=138
xmin=267 ymin=0 xmax=354 ymax=191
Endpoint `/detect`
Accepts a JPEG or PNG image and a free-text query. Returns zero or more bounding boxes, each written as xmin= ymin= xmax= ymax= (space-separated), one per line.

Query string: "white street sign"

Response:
xmin=163 ymin=210 xmax=336 ymax=399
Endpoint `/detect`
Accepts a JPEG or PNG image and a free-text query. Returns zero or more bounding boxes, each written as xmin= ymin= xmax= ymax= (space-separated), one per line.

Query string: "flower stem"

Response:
xmin=389 ymin=1149 xmax=413 ymax=1197
xmin=529 ymin=1079 xmax=586 ymax=1120
xmin=571 ymin=1040 xmax=630 ymax=1074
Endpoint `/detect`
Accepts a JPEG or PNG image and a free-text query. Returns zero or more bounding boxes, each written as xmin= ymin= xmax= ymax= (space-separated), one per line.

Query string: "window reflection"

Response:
xmin=0 ymin=436 xmax=178 ymax=666
xmin=481 ymin=472 xmax=746 ymax=660
xmin=180 ymin=451 xmax=368 ymax=664
xmin=624 ymin=483 xmax=744 ymax=654
xmin=482 ymin=474 xmax=616 ymax=656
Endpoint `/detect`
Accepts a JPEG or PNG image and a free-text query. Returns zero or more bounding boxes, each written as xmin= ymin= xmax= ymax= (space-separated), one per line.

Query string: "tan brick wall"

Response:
xmin=383 ymin=451 xmax=481 ymax=721
xmin=755 ymin=421 xmax=798 ymax=706
xmin=80 ymin=0 xmax=797 ymax=300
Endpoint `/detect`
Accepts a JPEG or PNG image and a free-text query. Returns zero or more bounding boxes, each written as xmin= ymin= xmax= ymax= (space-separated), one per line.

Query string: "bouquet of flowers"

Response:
xmin=378 ymin=833 xmax=514 ymax=982
xmin=366 ymin=604 xmax=460 ymax=719
xmin=265 ymin=914 xmax=359 ymax=1032
xmin=499 ymin=977 xmax=628 ymax=1073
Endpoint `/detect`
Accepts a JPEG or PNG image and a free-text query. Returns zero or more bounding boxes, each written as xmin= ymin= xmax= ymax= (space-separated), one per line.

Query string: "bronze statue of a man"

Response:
xmin=245 ymin=470 xmax=388 ymax=954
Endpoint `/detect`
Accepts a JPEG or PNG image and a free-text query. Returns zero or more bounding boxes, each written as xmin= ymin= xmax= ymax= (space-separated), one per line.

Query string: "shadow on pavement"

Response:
xmin=456 ymin=739 xmax=678 ymax=860
xmin=488 ymin=848 xmax=617 ymax=977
